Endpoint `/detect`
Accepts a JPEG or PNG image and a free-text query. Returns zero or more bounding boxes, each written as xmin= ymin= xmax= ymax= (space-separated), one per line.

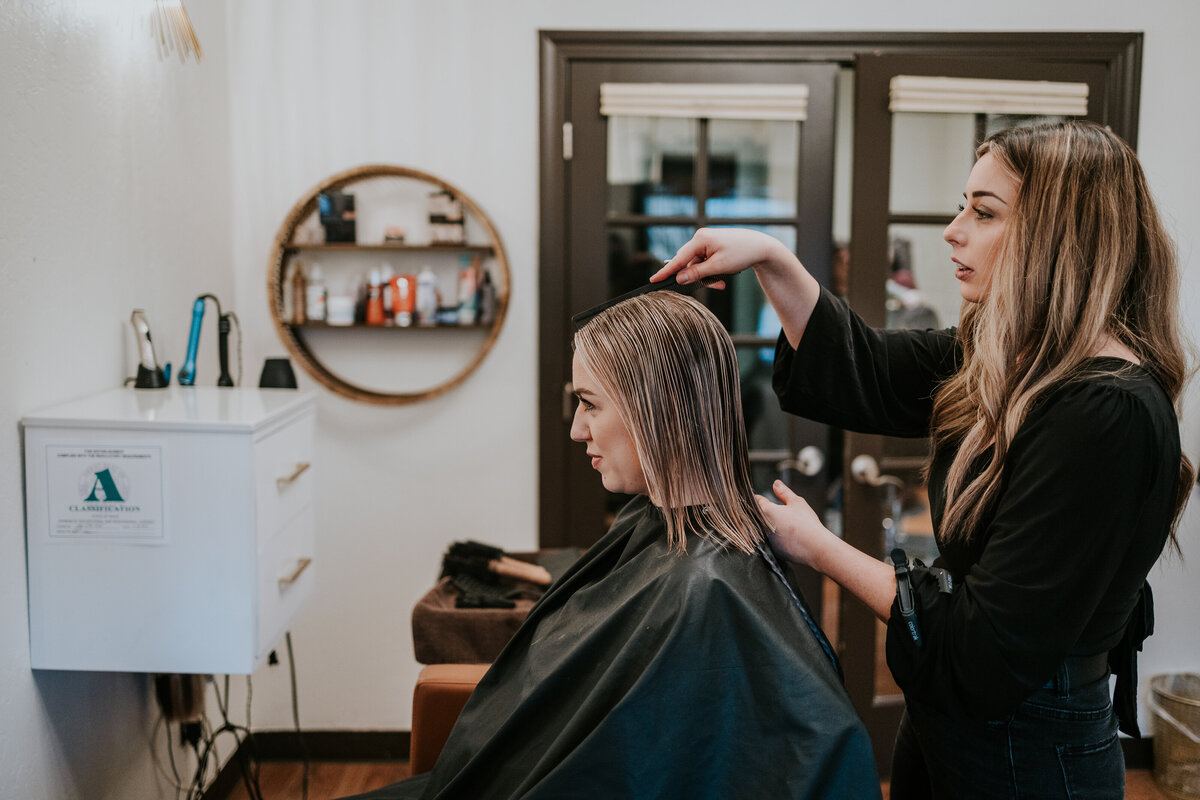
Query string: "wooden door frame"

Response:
xmin=538 ymin=28 xmax=1142 ymax=773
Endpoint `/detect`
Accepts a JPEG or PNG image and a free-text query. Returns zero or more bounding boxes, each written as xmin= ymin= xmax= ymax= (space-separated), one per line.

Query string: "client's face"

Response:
xmin=570 ymin=351 xmax=648 ymax=496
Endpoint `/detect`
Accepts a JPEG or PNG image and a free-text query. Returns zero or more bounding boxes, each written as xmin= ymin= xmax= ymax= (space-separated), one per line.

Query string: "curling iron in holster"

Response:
xmin=177 ymin=294 xmax=234 ymax=387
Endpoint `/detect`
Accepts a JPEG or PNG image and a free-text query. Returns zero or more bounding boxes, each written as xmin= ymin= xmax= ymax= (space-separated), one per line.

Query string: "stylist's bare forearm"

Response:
xmin=751 ymin=243 xmax=821 ymax=348
xmin=811 ymin=536 xmax=897 ymax=622
xmin=656 ymin=229 xmax=821 ymax=348
xmin=761 ymin=482 xmax=896 ymax=622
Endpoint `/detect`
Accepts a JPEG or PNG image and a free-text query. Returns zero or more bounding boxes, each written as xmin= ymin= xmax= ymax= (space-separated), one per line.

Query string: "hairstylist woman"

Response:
xmin=654 ymin=121 xmax=1193 ymax=799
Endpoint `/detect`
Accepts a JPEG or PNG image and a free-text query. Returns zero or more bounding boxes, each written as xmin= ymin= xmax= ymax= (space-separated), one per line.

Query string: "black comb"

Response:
xmin=571 ymin=272 xmax=731 ymax=328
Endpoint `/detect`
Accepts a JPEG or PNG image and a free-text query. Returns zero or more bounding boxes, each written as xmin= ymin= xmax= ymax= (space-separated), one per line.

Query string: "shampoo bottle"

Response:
xmin=380 ymin=263 xmax=395 ymax=325
xmin=393 ymin=275 xmax=415 ymax=327
xmin=366 ymin=268 xmax=385 ymax=326
xmin=353 ymin=272 xmax=368 ymax=325
xmin=305 ymin=264 xmax=327 ymax=322
xmin=416 ymin=266 xmax=438 ymax=326
xmin=478 ymin=270 xmax=497 ymax=325
xmin=457 ymin=255 xmax=478 ymax=326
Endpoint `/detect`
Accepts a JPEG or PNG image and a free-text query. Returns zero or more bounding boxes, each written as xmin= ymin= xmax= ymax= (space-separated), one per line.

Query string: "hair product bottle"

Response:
xmin=478 ymin=270 xmax=497 ymax=326
xmin=416 ymin=266 xmax=438 ymax=326
xmin=380 ymin=263 xmax=395 ymax=325
xmin=458 ymin=256 xmax=479 ymax=326
xmin=290 ymin=261 xmax=307 ymax=324
xmin=393 ymin=275 xmax=415 ymax=327
xmin=366 ymin=268 xmax=385 ymax=326
xmin=305 ymin=264 xmax=326 ymax=322
xmin=353 ymin=272 xmax=368 ymax=325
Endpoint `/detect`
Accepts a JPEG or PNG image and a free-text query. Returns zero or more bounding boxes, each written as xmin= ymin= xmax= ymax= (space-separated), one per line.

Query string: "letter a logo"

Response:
xmin=85 ymin=468 xmax=125 ymax=502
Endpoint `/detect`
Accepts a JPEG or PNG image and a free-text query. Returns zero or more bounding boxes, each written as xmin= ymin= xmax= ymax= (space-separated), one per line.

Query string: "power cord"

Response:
xmin=149 ymin=712 xmax=189 ymax=800
xmin=226 ymin=310 xmax=243 ymax=386
xmin=149 ymin=636 xmax=303 ymax=800
xmin=210 ymin=674 xmax=264 ymax=800
xmin=287 ymin=631 xmax=310 ymax=800
xmin=159 ymin=676 xmax=264 ymax=800
xmin=245 ymin=674 xmax=260 ymax=790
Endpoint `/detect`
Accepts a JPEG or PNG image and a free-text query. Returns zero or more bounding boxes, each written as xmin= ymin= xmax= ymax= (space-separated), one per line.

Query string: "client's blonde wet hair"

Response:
xmin=573 ymin=291 xmax=768 ymax=555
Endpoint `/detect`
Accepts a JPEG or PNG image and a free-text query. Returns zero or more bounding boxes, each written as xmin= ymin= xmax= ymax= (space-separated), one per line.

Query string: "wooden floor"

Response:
xmin=219 ymin=761 xmax=411 ymax=800
xmin=216 ymin=762 xmax=1171 ymax=799
xmin=879 ymin=771 xmax=1170 ymax=799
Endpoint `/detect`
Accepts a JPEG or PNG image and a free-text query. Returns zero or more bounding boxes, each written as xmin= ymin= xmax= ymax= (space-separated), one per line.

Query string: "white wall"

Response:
xmin=3 ymin=0 xmax=1199 ymax=797
xmin=0 ymin=1 xmax=240 ymax=797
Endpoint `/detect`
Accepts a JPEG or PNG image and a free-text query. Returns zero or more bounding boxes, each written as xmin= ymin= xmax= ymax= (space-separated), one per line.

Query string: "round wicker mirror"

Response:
xmin=267 ymin=165 xmax=510 ymax=405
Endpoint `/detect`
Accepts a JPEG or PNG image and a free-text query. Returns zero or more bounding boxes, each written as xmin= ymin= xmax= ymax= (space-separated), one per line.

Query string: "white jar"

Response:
xmin=325 ymin=295 xmax=355 ymax=326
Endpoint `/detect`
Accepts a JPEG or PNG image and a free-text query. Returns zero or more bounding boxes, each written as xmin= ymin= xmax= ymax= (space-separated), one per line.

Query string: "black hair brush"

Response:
xmin=440 ymin=540 xmax=552 ymax=587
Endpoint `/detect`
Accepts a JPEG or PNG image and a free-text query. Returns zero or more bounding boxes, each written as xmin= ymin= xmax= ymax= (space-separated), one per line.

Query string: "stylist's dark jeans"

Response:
xmin=890 ymin=673 xmax=1123 ymax=799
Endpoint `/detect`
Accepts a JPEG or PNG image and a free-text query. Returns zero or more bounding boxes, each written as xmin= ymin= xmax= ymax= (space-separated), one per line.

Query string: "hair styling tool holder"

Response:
xmin=177 ymin=294 xmax=235 ymax=386
xmin=130 ymin=310 xmax=170 ymax=389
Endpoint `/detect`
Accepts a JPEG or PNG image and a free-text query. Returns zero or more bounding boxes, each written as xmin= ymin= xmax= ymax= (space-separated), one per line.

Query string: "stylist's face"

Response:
xmin=943 ymin=152 xmax=1020 ymax=303
xmin=570 ymin=351 xmax=648 ymax=496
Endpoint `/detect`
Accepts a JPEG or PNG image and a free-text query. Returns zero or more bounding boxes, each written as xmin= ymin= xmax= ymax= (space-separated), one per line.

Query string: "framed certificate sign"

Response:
xmin=43 ymin=443 xmax=167 ymax=543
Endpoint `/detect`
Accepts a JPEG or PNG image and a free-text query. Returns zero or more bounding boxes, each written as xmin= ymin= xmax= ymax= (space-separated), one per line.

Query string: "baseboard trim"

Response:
xmin=201 ymin=730 xmax=411 ymax=800
xmin=201 ymin=729 xmax=1150 ymax=798
xmin=245 ymin=729 xmax=412 ymax=760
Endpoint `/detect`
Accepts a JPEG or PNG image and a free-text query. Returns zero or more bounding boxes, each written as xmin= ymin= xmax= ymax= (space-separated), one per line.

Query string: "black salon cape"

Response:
xmin=345 ymin=496 xmax=878 ymax=800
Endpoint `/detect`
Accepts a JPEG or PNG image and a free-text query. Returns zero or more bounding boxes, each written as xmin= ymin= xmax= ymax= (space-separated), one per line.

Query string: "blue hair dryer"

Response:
xmin=176 ymin=297 xmax=207 ymax=386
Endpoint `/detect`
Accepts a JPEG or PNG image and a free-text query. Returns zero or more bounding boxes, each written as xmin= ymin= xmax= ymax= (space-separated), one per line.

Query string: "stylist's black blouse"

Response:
xmin=773 ymin=287 xmax=1182 ymax=722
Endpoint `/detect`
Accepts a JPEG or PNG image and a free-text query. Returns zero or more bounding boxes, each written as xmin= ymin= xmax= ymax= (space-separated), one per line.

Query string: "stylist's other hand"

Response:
xmin=758 ymin=480 xmax=836 ymax=569
xmin=652 ymin=227 xmax=788 ymax=289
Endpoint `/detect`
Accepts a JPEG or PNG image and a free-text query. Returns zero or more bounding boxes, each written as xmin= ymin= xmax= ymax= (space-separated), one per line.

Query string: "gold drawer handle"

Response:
xmin=276 ymin=462 xmax=310 ymax=487
xmin=278 ymin=557 xmax=312 ymax=587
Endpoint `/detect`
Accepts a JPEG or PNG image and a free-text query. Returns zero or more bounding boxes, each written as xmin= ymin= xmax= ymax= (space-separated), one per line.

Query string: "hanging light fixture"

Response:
xmin=150 ymin=0 xmax=203 ymax=63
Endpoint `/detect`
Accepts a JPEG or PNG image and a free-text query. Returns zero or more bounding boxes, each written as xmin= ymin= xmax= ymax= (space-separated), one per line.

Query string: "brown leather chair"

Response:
xmin=409 ymin=663 xmax=489 ymax=774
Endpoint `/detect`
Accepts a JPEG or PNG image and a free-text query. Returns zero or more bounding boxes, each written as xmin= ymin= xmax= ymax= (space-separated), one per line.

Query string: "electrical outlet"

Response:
xmin=154 ymin=673 xmax=205 ymax=722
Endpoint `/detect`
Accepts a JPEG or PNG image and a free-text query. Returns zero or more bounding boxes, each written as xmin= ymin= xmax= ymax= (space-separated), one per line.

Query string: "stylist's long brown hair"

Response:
xmin=932 ymin=121 xmax=1194 ymax=550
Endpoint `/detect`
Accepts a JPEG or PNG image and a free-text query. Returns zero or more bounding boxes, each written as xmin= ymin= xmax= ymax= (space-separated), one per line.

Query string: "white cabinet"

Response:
xmin=22 ymin=387 xmax=316 ymax=674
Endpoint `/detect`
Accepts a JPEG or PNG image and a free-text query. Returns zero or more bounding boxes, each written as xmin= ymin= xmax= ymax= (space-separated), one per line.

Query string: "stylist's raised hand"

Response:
xmin=652 ymin=227 xmax=792 ymax=289
xmin=757 ymin=480 xmax=837 ymax=570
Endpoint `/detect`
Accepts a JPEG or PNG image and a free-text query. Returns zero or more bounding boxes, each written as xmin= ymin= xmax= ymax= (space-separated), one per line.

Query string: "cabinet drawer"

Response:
xmin=257 ymin=510 xmax=315 ymax=661
xmin=253 ymin=413 xmax=314 ymax=540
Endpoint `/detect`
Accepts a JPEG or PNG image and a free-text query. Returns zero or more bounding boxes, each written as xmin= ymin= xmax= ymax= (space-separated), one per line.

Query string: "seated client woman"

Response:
xmin=347 ymin=290 xmax=877 ymax=800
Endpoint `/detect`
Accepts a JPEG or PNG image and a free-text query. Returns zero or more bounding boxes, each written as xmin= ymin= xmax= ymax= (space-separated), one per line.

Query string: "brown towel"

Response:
xmin=411 ymin=577 xmax=536 ymax=664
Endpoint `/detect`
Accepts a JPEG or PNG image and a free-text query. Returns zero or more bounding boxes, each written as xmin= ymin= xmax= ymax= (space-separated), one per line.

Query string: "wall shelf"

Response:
xmin=289 ymin=322 xmax=492 ymax=331
xmin=283 ymin=243 xmax=496 ymax=255
xmin=267 ymin=164 xmax=510 ymax=405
